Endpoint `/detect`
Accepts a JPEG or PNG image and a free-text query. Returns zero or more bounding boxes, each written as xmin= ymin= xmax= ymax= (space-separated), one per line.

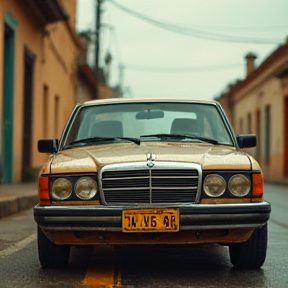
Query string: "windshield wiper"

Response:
xmin=65 ymin=136 xmax=140 ymax=149
xmin=116 ymin=137 xmax=141 ymax=145
xmin=140 ymin=133 xmax=218 ymax=144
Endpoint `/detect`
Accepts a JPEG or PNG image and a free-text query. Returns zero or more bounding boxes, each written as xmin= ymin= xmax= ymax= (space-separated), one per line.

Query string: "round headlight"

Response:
xmin=204 ymin=174 xmax=226 ymax=197
xmin=75 ymin=177 xmax=97 ymax=200
xmin=228 ymin=174 xmax=251 ymax=197
xmin=51 ymin=178 xmax=72 ymax=200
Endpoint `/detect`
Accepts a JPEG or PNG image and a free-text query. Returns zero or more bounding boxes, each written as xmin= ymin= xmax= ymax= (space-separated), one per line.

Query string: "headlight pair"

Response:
xmin=203 ymin=174 xmax=250 ymax=198
xmin=51 ymin=177 xmax=97 ymax=200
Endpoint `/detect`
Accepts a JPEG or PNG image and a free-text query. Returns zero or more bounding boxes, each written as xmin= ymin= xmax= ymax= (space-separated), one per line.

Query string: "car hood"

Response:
xmin=47 ymin=142 xmax=253 ymax=174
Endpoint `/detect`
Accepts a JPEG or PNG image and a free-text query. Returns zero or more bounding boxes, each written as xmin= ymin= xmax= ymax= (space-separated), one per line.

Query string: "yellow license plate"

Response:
xmin=122 ymin=209 xmax=179 ymax=232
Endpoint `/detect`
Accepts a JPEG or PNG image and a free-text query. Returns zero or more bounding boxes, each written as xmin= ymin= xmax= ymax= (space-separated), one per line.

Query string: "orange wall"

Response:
xmin=61 ymin=0 xmax=77 ymax=28
xmin=0 ymin=0 xmax=79 ymax=182
xmin=76 ymin=79 xmax=95 ymax=103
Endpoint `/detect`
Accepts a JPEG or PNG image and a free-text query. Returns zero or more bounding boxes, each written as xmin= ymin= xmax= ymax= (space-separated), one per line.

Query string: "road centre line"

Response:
xmin=83 ymin=246 xmax=121 ymax=287
xmin=0 ymin=233 xmax=37 ymax=258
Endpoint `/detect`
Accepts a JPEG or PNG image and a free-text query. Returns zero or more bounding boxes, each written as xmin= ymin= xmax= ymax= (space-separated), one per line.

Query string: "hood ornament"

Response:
xmin=146 ymin=153 xmax=156 ymax=168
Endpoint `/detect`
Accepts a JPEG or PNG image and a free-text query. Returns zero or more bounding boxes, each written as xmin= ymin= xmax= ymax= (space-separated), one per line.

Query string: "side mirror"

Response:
xmin=38 ymin=139 xmax=59 ymax=153
xmin=236 ymin=134 xmax=256 ymax=148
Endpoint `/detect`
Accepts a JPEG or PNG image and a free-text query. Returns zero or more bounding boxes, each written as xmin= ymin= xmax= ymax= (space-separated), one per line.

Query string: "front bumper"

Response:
xmin=34 ymin=202 xmax=271 ymax=231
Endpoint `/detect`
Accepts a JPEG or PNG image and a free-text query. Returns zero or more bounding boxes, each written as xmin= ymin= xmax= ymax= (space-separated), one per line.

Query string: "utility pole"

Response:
xmin=95 ymin=0 xmax=102 ymax=97
xmin=119 ymin=63 xmax=124 ymax=90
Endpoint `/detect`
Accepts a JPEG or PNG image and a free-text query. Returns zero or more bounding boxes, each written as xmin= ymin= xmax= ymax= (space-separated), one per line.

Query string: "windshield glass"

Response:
xmin=63 ymin=102 xmax=234 ymax=147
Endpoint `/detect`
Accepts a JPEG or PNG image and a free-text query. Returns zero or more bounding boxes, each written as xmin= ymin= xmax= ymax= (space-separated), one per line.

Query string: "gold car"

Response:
xmin=34 ymin=99 xmax=271 ymax=269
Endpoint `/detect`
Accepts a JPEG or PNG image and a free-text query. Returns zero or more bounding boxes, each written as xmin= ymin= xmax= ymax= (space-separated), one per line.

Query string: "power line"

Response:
xmin=124 ymin=63 xmax=243 ymax=73
xmin=150 ymin=21 xmax=288 ymax=33
xmin=76 ymin=22 xmax=288 ymax=33
xmin=108 ymin=0 xmax=282 ymax=44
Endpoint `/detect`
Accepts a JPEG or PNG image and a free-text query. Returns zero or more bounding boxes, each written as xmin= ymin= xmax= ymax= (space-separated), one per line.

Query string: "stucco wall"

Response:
xmin=232 ymin=76 xmax=285 ymax=183
xmin=217 ymin=94 xmax=233 ymax=125
xmin=76 ymin=79 xmax=95 ymax=104
xmin=0 ymin=0 xmax=79 ymax=182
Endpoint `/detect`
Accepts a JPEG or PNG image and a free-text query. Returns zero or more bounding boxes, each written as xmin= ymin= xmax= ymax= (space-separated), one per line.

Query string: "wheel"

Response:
xmin=37 ymin=226 xmax=70 ymax=268
xmin=229 ymin=224 xmax=267 ymax=269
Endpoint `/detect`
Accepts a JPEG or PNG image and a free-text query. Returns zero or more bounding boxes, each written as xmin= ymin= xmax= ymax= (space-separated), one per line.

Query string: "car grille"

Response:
xmin=101 ymin=167 xmax=199 ymax=205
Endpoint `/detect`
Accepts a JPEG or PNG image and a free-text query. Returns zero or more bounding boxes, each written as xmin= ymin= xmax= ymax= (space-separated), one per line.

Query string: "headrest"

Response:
xmin=170 ymin=118 xmax=198 ymax=135
xmin=91 ymin=120 xmax=123 ymax=137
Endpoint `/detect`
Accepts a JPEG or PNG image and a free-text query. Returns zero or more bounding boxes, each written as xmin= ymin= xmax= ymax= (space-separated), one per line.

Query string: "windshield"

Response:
xmin=63 ymin=102 xmax=234 ymax=147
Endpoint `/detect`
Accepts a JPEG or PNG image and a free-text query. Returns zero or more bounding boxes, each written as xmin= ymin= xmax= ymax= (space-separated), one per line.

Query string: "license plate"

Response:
xmin=122 ymin=209 xmax=179 ymax=232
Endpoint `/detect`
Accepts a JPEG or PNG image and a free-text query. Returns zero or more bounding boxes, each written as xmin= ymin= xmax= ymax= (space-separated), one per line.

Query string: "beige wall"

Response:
xmin=61 ymin=0 xmax=77 ymax=28
xmin=231 ymin=69 xmax=287 ymax=183
xmin=34 ymin=21 xmax=79 ymax=168
xmin=76 ymin=82 xmax=113 ymax=105
xmin=98 ymin=84 xmax=110 ymax=100
xmin=76 ymin=80 xmax=95 ymax=104
xmin=0 ymin=0 xmax=79 ymax=182
xmin=217 ymin=93 xmax=233 ymax=125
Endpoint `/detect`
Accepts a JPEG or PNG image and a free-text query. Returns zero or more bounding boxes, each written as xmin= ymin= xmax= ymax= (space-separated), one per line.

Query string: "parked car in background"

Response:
xmin=34 ymin=98 xmax=271 ymax=269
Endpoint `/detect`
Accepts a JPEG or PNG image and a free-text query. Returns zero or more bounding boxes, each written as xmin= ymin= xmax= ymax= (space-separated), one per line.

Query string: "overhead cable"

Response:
xmin=125 ymin=63 xmax=243 ymax=73
xmin=108 ymin=0 xmax=282 ymax=44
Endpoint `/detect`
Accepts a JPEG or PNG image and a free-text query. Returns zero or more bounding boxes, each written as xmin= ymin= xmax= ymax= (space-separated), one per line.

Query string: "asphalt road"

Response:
xmin=0 ymin=183 xmax=287 ymax=288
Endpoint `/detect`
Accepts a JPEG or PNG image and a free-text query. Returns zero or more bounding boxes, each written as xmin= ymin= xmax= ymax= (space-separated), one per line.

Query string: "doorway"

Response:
xmin=21 ymin=48 xmax=35 ymax=181
xmin=284 ymin=97 xmax=288 ymax=177
xmin=1 ymin=22 xmax=16 ymax=183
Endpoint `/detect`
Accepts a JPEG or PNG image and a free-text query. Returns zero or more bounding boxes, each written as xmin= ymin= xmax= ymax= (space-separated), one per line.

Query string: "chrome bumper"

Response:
xmin=34 ymin=202 xmax=271 ymax=231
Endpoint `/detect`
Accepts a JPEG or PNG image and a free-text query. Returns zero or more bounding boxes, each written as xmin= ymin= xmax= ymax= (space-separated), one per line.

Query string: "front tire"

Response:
xmin=229 ymin=224 xmax=267 ymax=269
xmin=37 ymin=226 xmax=70 ymax=268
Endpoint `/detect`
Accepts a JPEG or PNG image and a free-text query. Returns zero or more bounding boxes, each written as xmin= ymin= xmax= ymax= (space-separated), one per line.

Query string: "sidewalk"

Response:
xmin=0 ymin=182 xmax=38 ymax=218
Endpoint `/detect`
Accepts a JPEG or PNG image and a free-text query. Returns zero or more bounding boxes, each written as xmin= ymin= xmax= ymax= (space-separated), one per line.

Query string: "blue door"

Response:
xmin=1 ymin=12 xmax=17 ymax=183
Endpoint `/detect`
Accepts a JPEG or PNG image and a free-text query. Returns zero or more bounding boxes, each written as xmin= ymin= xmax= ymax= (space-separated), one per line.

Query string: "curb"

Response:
xmin=0 ymin=194 xmax=38 ymax=218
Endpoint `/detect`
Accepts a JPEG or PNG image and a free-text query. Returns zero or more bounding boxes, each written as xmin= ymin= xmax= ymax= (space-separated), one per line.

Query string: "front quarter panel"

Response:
xmin=39 ymin=154 xmax=54 ymax=175
xmin=202 ymin=147 xmax=252 ymax=170
xmin=50 ymin=150 xmax=99 ymax=174
xmin=246 ymin=154 xmax=261 ymax=171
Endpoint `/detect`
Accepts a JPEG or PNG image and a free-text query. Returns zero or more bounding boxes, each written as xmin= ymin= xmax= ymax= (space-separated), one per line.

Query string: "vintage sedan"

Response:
xmin=34 ymin=98 xmax=271 ymax=269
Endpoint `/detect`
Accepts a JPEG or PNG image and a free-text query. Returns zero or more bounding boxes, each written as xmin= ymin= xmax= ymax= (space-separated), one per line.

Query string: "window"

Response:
xmin=43 ymin=85 xmax=49 ymax=138
xmin=256 ymin=110 xmax=261 ymax=161
xmin=54 ymin=95 xmax=60 ymax=137
xmin=265 ymin=105 xmax=270 ymax=165
xmin=247 ymin=113 xmax=252 ymax=134
xmin=239 ymin=117 xmax=243 ymax=134
xmin=284 ymin=98 xmax=288 ymax=176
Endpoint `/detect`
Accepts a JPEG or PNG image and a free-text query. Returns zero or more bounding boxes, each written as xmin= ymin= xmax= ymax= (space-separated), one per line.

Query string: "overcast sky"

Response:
xmin=76 ymin=0 xmax=288 ymax=100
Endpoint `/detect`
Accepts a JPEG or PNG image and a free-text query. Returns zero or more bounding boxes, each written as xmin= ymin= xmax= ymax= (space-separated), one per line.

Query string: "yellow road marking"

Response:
xmin=83 ymin=246 xmax=121 ymax=287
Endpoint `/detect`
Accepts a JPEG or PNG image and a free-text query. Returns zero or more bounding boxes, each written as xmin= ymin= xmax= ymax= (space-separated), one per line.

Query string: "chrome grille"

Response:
xmin=101 ymin=165 xmax=199 ymax=205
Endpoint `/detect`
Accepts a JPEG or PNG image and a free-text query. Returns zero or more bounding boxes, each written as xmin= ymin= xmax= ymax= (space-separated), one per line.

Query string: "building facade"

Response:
xmin=0 ymin=0 xmax=80 ymax=183
xmin=217 ymin=42 xmax=288 ymax=184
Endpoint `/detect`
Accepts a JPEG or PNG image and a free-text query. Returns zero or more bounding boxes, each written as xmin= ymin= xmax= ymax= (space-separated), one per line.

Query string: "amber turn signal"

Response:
xmin=252 ymin=173 xmax=263 ymax=197
xmin=38 ymin=176 xmax=50 ymax=205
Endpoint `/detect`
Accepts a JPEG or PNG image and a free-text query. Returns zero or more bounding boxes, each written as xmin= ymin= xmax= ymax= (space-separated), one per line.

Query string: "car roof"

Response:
xmin=83 ymin=98 xmax=219 ymax=106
